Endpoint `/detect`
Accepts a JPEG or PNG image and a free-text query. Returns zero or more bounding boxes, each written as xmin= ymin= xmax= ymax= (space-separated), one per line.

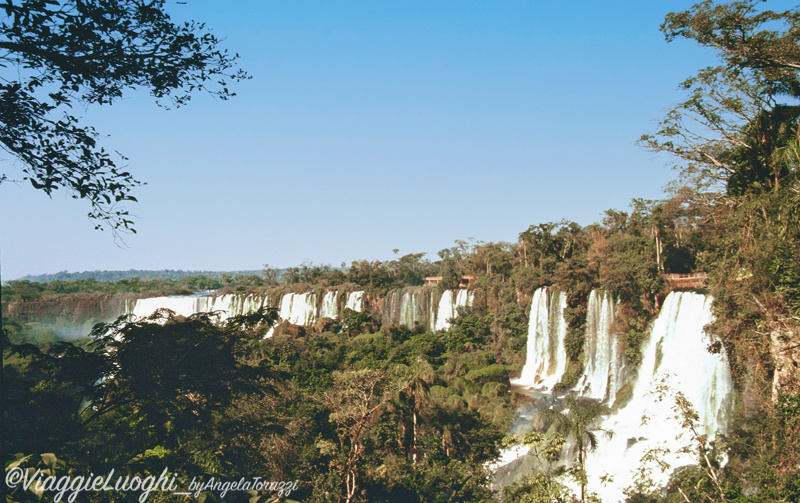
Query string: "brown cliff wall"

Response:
xmin=2 ymin=294 xmax=138 ymax=324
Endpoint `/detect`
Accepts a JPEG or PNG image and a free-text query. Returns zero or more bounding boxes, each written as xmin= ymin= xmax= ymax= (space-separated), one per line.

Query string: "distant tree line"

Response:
xmin=12 ymin=269 xmax=267 ymax=284
xmin=3 ymin=1 xmax=800 ymax=500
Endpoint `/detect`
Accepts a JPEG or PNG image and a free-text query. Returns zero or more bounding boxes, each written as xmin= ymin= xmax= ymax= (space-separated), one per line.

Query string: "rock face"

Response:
xmin=771 ymin=326 xmax=800 ymax=401
xmin=2 ymin=294 xmax=132 ymax=323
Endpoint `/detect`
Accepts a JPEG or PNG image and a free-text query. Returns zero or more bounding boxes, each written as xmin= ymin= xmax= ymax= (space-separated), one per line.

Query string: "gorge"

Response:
xmin=3 ymin=279 xmax=736 ymax=500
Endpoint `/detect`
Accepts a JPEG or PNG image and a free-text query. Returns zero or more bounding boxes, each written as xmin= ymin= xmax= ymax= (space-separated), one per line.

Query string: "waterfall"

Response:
xmin=345 ymin=291 xmax=364 ymax=312
xmin=128 ymin=295 xmax=207 ymax=319
xmin=573 ymin=290 xmax=624 ymax=403
xmin=206 ymin=293 xmax=266 ymax=320
xmin=381 ymin=291 xmax=399 ymax=326
xmin=278 ymin=292 xmax=318 ymax=326
xmin=511 ymin=287 xmax=568 ymax=391
xmin=433 ymin=289 xmax=474 ymax=331
xmin=320 ymin=290 xmax=339 ymax=319
xmin=126 ymin=288 xmax=444 ymax=333
xmin=380 ymin=289 xmax=429 ymax=328
xmin=399 ymin=290 xmax=427 ymax=328
xmin=128 ymin=290 xmax=361 ymax=328
xmin=434 ymin=290 xmax=455 ymax=332
xmin=128 ymin=293 xmax=268 ymax=322
xmin=583 ymin=292 xmax=734 ymax=501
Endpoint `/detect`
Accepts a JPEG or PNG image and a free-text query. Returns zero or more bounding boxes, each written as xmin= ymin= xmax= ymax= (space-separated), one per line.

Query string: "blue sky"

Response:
xmin=2 ymin=1 xmax=787 ymax=280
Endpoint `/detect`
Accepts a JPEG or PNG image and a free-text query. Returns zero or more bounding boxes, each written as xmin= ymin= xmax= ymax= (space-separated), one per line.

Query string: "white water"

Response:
xmin=128 ymin=295 xmax=206 ymax=319
xmin=511 ymin=287 xmax=568 ymax=391
xmin=433 ymin=289 xmax=474 ymax=331
xmin=398 ymin=291 xmax=420 ymax=328
xmin=320 ymin=290 xmax=339 ymax=319
xmin=208 ymin=293 xmax=266 ymax=320
xmin=127 ymin=287 xmax=476 ymax=337
xmin=278 ymin=292 xmax=318 ymax=326
xmin=129 ymin=289 xmax=372 ymax=333
xmin=584 ymin=292 xmax=733 ymax=501
xmin=345 ymin=291 xmax=364 ymax=312
xmin=128 ymin=293 xmax=266 ymax=322
xmin=573 ymin=290 xmax=624 ymax=403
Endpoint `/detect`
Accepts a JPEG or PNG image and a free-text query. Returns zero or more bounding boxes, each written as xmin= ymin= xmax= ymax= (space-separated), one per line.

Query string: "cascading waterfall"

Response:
xmin=207 ymin=293 xmax=266 ymax=320
xmin=126 ymin=287 xmax=466 ymax=334
xmin=496 ymin=291 xmax=734 ymax=500
xmin=399 ymin=291 xmax=418 ymax=327
xmin=573 ymin=290 xmax=624 ymax=403
xmin=583 ymin=291 xmax=734 ymax=501
xmin=278 ymin=292 xmax=318 ymax=326
xmin=456 ymin=289 xmax=473 ymax=313
xmin=510 ymin=287 xmax=568 ymax=391
xmin=128 ymin=293 xmax=268 ymax=322
xmin=433 ymin=289 xmax=474 ymax=331
xmin=128 ymin=289 xmax=364 ymax=328
xmin=320 ymin=290 xmax=339 ymax=319
xmin=345 ymin=291 xmax=364 ymax=312
xmin=128 ymin=295 xmax=208 ymax=319
xmin=380 ymin=289 xmax=427 ymax=328
xmin=434 ymin=290 xmax=456 ymax=332
xmin=381 ymin=291 xmax=400 ymax=326
xmin=494 ymin=287 xmax=568 ymax=481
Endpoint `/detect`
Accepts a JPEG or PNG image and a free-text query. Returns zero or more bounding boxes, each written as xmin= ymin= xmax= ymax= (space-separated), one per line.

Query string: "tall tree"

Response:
xmin=0 ymin=0 xmax=246 ymax=231
xmin=640 ymin=1 xmax=800 ymax=196
xmin=324 ymin=368 xmax=392 ymax=503
xmin=392 ymin=358 xmax=434 ymax=465
xmin=542 ymin=396 xmax=608 ymax=503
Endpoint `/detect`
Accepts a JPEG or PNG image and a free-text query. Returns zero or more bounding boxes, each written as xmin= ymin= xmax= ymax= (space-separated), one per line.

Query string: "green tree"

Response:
xmin=391 ymin=358 xmax=435 ymax=465
xmin=0 ymin=0 xmax=246 ymax=231
xmin=501 ymin=430 xmax=571 ymax=503
xmin=641 ymin=1 xmax=800 ymax=196
xmin=3 ymin=308 xmax=276 ymax=466
xmin=323 ymin=368 xmax=392 ymax=503
xmin=542 ymin=396 xmax=608 ymax=503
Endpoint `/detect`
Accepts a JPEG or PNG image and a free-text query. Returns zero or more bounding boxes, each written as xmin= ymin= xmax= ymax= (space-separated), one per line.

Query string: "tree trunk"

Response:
xmin=654 ymin=228 xmax=664 ymax=273
xmin=578 ymin=440 xmax=586 ymax=503
xmin=412 ymin=409 xmax=418 ymax=465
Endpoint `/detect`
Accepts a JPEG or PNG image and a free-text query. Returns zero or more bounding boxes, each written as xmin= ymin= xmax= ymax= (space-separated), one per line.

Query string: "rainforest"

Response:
xmin=3 ymin=1 xmax=800 ymax=502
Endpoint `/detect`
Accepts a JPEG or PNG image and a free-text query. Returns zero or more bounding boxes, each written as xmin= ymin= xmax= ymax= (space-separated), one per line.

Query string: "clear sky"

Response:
xmin=2 ymin=1 xmax=790 ymax=280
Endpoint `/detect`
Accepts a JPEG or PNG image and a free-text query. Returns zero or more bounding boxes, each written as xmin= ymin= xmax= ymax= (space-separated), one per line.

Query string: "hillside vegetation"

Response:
xmin=3 ymin=1 xmax=800 ymax=502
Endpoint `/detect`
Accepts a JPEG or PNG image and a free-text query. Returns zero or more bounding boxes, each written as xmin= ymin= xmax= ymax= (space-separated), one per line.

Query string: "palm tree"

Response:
xmin=543 ymin=396 xmax=609 ymax=502
xmin=392 ymin=357 xmax=435 ymax=465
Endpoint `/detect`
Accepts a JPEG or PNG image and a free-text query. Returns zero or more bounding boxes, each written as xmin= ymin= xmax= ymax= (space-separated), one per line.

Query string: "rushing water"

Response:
xmin=584 ymin=291 xmax=733 ymax=500
xmin=573 ymin=290 xmax=624 ymax=404
xmin=127 ymin=293 xmax=267 ymax=322
xmin=434 ymin=289 xmax=474 ymax=331
xmin=399 ymin=291 xmax=422 ymax=328
xmin=126 ymin=288 xmax=471 ymax=332
xmin=320 ymin=290 xmax=339 ymax=319
xmin=345 ymin=291 xmax=364 ymax=312
xmin=499 ymin=290 xmax=733 ymax=501
xmin=278 ymin=292 xmax=318 ymax=326
xmin=510 ymin=287 xmax=568 ymax=392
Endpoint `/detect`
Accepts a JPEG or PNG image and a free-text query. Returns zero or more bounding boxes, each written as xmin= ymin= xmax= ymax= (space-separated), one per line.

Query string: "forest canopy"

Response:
xmin=3 ymin=1 xmax=800 ymax=503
